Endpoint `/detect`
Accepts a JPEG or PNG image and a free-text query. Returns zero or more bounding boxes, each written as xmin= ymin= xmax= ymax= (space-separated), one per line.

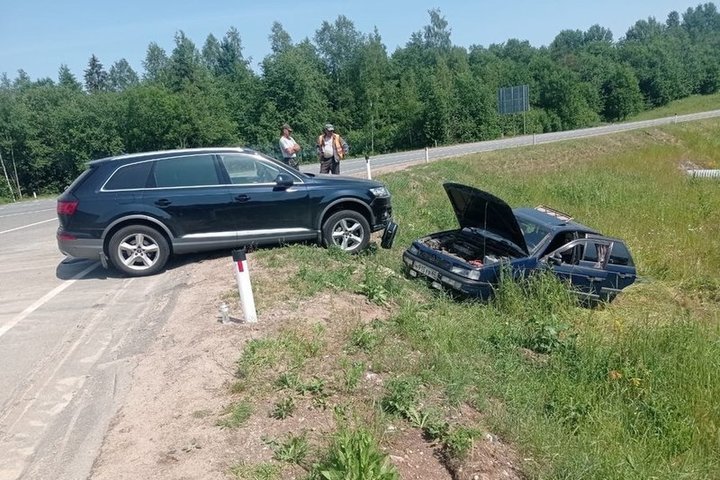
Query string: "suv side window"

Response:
xmin=152 ymin=154 xmax=219 ymax=188
xmin=218 ymin=154 xmax=280 ymax=184
xmin=104 ymin=161 xmax=153 ymax=190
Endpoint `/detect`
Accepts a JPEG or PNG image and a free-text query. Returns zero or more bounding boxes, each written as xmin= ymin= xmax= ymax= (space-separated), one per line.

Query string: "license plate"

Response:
xmin=413 ymin=262 xmax=439 ymax=280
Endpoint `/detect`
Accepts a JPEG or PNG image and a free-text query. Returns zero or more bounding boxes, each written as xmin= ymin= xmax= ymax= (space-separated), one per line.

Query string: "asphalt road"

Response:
xmin=303 ymin=109 xmax=720 ymax=176
xmin=0 ymin=201 xmax=192 ymax=480
xmin=0 ymin=109 xmax=718 ymax=479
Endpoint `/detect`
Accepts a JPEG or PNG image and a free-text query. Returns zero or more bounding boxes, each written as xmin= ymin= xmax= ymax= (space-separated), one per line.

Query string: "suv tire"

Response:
xmin=322 ymin=210 xmax=370 ymax=253
xmin=108 ymin=225 xmax=170 ymax=276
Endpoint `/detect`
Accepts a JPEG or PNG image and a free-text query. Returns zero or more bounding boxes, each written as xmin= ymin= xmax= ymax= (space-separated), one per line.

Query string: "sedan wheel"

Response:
xmin=108 ymin=225 xmax=169 ymax=276
xmin=322 ymin=210 xmax=370 ymax=253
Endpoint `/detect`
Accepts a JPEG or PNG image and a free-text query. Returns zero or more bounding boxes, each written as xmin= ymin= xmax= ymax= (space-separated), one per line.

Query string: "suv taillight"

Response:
xmin=57 ymin=200 xmax=78 ymax=215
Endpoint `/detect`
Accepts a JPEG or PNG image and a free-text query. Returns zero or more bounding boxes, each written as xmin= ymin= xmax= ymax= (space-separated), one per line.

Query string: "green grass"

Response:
xmin=627 ymin=93 xmax=720 ymax=122
xmin=217 ymin=401 xmax=254 ymax=429
xmin=367 ymin=120 xmax=720 ymax=478
xmin=230 ymin=461 xmax=281 ymax=480
xmin=311 ymin=428 xmax=399 ymax=480
xmin=266 ymin=432 xmax=310 ymax=465
xmin=233 ymin=120 xmax=720 ymax=478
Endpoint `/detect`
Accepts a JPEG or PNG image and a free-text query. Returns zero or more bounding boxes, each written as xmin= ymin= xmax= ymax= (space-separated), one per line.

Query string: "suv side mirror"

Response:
xmin=275 ymin=174 xmax=294 ymax=188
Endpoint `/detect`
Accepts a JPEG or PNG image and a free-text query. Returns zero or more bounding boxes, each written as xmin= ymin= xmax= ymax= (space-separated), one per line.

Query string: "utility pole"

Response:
xmin=0 ymin=151 xmax=17 ymax=202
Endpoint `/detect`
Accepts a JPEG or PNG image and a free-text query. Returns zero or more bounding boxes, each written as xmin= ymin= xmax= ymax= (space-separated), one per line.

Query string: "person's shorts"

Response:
xmin=282 ymin=157 xmax=299 ymax=170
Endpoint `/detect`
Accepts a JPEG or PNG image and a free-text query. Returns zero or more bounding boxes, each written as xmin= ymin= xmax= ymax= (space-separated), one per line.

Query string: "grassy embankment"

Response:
xmin=221 ymin=118 xmax=720 ymax=479
xmin=626 ymin=92 xmax=720 ymax=122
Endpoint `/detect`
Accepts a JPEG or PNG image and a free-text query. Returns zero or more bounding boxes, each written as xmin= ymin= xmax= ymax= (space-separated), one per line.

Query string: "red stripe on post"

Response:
xmin=236 ymin=261 xmax=244 ymax=272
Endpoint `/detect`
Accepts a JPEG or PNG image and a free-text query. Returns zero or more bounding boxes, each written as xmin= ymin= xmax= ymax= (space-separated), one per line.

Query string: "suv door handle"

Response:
xmin=155 ymin=199 xmax=172 ymax=207
xmin=235 ymin=194 xmax=250 ymax=202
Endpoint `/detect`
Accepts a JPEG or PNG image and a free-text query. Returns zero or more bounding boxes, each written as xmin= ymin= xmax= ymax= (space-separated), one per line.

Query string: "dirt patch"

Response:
xmin=91 ymin=252 xmax=523 ymax=479
xmin=90 ymin=256 xmax=267 ymax=480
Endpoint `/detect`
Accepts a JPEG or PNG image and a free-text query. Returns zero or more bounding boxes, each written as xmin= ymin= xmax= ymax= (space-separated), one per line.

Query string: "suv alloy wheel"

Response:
xmin=108 ymin=225 xmax=170 ymax=276
xmin=322 ymin=210 xmax=370 ymax=253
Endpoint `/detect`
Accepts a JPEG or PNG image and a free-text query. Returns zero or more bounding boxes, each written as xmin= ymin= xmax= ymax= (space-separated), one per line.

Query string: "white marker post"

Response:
xmin=232 ymin=249 xmax=257 ymax=323
xmin=365 ymin=155 xmax=372 ymax=180
xmin=425 ymin=147 xmax=429 ymax=163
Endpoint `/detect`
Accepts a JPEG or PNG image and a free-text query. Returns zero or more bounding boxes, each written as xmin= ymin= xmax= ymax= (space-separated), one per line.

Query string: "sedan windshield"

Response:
xmin=517 ymin=218 xmax=551 ymax=252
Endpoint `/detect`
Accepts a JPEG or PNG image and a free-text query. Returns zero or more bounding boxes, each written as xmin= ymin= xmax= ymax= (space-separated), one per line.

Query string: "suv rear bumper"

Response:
xmin=57 ymin=232 xmax=103 ymax=260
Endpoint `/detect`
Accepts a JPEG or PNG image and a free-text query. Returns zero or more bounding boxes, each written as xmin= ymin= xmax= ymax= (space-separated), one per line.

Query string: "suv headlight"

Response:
xmin=369 ymin=186 xmax=390 ymax=198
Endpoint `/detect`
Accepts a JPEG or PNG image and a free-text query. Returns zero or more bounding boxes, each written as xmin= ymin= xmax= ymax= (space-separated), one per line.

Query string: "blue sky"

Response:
xmin=0 ymin=0 xmax=700 ymax=82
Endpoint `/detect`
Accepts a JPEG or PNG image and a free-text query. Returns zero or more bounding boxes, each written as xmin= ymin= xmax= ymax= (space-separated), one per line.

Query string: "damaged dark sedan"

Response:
xmin=402 ymin=183 xmax=637 ymax=303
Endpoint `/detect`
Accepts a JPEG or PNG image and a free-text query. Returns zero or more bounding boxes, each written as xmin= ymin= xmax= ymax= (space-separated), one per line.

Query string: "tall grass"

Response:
xmin=245 ymin=121 xmax=720 ymax=478
xmin=374 ymin=121 xmax=720 ymax=478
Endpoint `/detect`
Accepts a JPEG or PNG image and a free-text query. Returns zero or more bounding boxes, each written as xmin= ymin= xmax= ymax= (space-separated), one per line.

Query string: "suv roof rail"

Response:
xmin=535 ymin=205 xmax=573 ymax=222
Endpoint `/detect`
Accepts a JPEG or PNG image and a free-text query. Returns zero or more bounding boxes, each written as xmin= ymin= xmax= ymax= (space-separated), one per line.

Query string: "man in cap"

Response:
xmin=279 ymin=123 xmax=301 ymax=170
xmin=316 ymin=123 xmax=348 ymax=175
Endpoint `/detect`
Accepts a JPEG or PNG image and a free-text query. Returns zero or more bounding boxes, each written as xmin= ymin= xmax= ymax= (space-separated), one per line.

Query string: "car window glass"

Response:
xmin=582 ymin=242 xmax=599 ymax=262
xmin=153 ymin=154 xmax=219 ymax=188
xmin=65 ymin=166 xmax=94 ymax=193
xmin=542 ymin=231 xmax=577 ymax=257
xmin=219 ymin=154 xmax=280 ymax=184
xmin=609 ymin=241 xmax=634 ymax=266
xmin=518 ymin=218 xmax=550 ymax=252
xmin=104 ymin=162 xmax=152 ymax=190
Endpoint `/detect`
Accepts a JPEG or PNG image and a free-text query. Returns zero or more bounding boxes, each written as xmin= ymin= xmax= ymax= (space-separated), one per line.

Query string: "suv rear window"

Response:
xmin=104 ymin=162 xmax=153 ymax=190
xmin=152 ymin=154 xmax=219 ymax=188
xmin=63 ymin=166 xmax=95 ymax=193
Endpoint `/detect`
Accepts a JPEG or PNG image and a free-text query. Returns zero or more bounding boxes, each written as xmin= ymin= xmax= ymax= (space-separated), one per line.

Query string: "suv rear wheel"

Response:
xmin=322 ymin=210 xmax=370 ymax=253
xmin=108 ymin=225 xmax=170 ymax=276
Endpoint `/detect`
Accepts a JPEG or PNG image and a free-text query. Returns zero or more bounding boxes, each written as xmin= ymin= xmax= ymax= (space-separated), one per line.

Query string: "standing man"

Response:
xmin=279 ymin=123 xmax=301 ymax=170
xmin=316 ymin=123 xmax=348 ymax=175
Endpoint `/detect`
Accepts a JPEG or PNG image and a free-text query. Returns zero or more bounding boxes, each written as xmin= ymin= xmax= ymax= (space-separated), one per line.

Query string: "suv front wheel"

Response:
xmin=322 ymin=210 xmax=370 ymax=253
xmin=108 ymin=225 xmax=170 ymax=276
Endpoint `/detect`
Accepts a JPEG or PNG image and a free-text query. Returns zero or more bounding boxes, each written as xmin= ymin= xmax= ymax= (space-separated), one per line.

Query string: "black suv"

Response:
xmin=57 ymin=147 xmax=395 ymax=276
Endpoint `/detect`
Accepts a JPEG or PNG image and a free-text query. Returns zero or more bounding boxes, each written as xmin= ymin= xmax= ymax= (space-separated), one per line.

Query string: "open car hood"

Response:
xmin=443 ymin=183 xmax=528 ymax=255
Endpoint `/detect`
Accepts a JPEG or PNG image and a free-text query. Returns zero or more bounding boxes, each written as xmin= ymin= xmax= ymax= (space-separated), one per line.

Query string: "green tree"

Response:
xmin=13 ymin=70 xmax=32 ymax=89
xmin=602 ymin=64 xmax=643 ymax=120
xmin=218 ymin=27 xmax=249 ymax=77
xmin=269 ymin=22 xmax=292 ymax=55
xmin=84 ymin=54 xmax=108 ymax=93
xmin=108 ymin=59 xmax=139 ymax=92
xmin=584 ymin=24 xmax=613 ymax=44
xmin=257 ymin=39 xmax=329 ymax=149
xmin=142 ymin=42 xmax=169 ymax=83
xmin=167 ymin=30 xmax=204 ymax=90
xmin=422 ymin=8 xmax=452 ymax=51
xmin=201 ymin=33 xmax=221 ymax=73
xmin=58 ymin=64 xmax=82 ymax=91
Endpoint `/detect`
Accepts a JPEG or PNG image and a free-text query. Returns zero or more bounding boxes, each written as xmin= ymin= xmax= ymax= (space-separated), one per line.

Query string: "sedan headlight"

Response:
xmin=451 ymin=266 xmax=481 ymax=281
xmin=408 ymin=244 xmax=419 ymax=255
xmin=369 ymin=186 xmax=390 ymax=198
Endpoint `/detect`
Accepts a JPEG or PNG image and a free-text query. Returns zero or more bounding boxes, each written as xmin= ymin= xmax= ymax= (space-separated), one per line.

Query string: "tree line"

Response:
xmin=1 ymin=4 xmax=719 ymax=198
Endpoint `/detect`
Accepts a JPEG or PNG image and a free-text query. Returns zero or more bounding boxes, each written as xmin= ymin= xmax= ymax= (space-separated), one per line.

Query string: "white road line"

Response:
xmin=0 ymin=218 xmax=56 ymax=235
xmin=0 ymin=262 xmax=99 ymax=339
xmin=0 ymin=208 xmax=54 ymax=218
